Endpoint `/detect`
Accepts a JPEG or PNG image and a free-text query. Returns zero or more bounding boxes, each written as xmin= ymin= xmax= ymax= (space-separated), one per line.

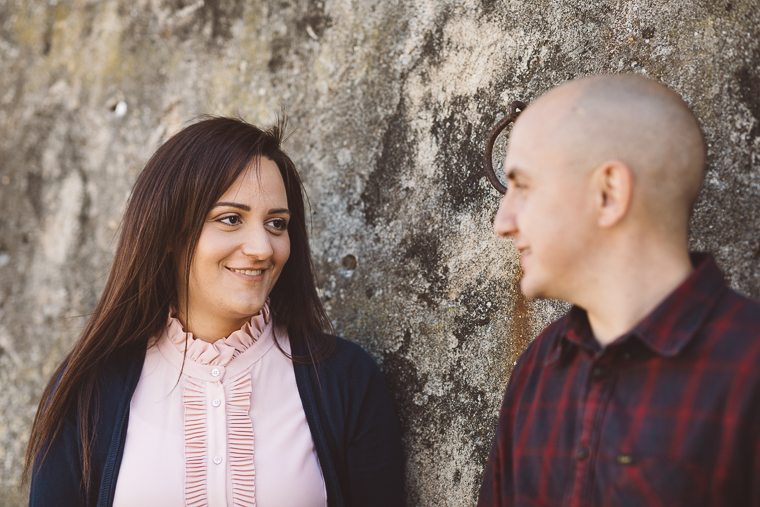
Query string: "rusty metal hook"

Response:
xmin=483 ymin=100 xmax=527 ymax=194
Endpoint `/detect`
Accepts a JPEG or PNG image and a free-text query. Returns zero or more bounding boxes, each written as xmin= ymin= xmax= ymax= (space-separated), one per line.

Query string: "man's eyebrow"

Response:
xmin=212 ymin=202 xmax=250 ymax=211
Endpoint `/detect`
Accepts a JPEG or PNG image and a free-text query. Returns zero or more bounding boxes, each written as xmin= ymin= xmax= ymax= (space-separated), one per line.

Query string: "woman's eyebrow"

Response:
xmin=211 ymin=202 xmax=290 ymax=215
xmin=212 ymin=202 xmax=250 ymax=211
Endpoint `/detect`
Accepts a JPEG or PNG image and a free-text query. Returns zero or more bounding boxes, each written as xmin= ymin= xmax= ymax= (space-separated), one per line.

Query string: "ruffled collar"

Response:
xmin=165 ymin=303 xmax=272 ymax=367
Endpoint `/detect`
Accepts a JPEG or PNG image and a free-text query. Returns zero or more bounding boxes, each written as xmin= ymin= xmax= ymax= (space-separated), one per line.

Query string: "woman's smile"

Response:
xmin=227 ymin=266 xmax=267 ymax=278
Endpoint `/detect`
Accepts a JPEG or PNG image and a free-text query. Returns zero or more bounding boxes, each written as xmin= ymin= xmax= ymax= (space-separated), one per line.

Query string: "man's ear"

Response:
xmin=591 ymin=159 xmax=633 ymax=228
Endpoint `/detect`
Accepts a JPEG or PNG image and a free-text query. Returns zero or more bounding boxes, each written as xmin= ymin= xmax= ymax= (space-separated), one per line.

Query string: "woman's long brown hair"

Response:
xmin=23 ymin=116 xmax=334 ymax=493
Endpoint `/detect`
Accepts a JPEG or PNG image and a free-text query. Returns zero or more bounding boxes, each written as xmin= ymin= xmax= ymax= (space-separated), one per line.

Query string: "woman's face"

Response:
xmin=178 ymin=157 xmax=291 ymax=340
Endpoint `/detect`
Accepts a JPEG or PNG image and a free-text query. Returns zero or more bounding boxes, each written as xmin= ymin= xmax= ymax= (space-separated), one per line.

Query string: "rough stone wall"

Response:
xmin=0 ymin=0 xmax=758 ymax=504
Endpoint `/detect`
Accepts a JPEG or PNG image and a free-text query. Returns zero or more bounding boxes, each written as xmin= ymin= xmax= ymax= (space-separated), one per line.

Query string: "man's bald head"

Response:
xmin=513 ymin=74 xmax=706 ymax=235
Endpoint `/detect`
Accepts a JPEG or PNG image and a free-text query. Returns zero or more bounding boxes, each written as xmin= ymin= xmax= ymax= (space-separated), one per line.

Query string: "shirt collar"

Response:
xmin=546 ymin=253 xmax=726 ymax=364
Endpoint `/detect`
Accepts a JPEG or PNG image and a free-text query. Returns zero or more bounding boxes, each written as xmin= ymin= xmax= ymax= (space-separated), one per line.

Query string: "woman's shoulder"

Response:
xmin=82 ymin=347 xmax=146 ymax=409
xmin=331 ymin=335 xmax=377 ymax=360
xmin=309 ymin=335 xmax=384 ymax=380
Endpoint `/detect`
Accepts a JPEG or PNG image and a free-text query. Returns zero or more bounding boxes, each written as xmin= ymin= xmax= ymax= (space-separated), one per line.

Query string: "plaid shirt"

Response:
xmin=478 ymin=253 xmax=760 ymax=507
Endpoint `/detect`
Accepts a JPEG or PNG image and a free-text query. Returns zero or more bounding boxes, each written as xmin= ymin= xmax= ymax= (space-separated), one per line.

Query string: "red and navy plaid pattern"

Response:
xmin=478 ymin=253 xmax=760 ymax=507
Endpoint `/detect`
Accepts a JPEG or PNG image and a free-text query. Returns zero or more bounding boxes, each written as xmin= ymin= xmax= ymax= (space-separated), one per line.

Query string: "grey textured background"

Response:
xmin=1 ymin=0 xmax=758 ymax=505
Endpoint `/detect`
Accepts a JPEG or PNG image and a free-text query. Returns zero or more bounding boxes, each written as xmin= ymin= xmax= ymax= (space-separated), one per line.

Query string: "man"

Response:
xmin=478 ymin=74 xmax=760 ymax=506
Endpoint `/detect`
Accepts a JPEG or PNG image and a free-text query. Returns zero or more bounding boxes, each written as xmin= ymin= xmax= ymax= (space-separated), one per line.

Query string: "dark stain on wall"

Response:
xmin=734 ymin=45 xmax=760 ymax=146
xmin=268 ymin=0 xmax=331 ymax=73
xmin=162 ymin=0 xmax=244 ymax=42
xmin=420 ymin=12 xmax=449 ymax=69
xmin=381 ymin=329 xmax=428 ymax=436
xmin=295 ymin=0 xmax=331 ymax=38
xmin=454 ymin=277 xmax=505 ymax=343
xmin=268 ymin=35 xmax=292 ymax=73
xmin=402 ymin=230 xmax=449 ymax=300
xmin=361 ymin=99 xmax=415 ymax=226
xmin=432 ymin=97 xmax=483 ymax=213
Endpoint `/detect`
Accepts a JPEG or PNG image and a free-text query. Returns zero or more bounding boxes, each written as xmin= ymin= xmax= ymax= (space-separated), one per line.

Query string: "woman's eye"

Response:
xmin=267 ymin=218 xmax=288 ymax=231
xmin=219 ymin=215 xmax=242 ymax=226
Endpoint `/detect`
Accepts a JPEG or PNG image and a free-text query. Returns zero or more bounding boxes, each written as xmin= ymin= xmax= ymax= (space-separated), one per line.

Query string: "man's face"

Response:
xmin=493 ymin=105 xmax=595 ymax=301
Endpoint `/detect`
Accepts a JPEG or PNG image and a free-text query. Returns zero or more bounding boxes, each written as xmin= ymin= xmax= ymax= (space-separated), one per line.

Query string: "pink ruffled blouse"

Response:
xmin=112 ymin=304 xmax=327 ymax=507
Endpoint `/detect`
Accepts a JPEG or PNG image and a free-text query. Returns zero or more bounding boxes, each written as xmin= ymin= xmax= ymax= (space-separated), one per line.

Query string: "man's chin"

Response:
xmin=519 ymin=277 xmax=545 ymax=300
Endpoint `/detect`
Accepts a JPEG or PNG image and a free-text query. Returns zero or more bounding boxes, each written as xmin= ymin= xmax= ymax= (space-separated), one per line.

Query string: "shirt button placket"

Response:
xmin=569 ymin=360 xmax=613 ymax=507
xmin=206 ymin=366 xmax=227 ymax=505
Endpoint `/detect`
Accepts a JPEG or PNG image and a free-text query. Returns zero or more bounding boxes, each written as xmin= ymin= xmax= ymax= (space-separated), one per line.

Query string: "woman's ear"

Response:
xmin=592 ymin=159 xmax=633 ymax=228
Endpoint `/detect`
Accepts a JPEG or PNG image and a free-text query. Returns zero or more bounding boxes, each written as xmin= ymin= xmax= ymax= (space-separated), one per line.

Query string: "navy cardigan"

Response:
xmin=29 ymin=336 xmax=405 ymax=507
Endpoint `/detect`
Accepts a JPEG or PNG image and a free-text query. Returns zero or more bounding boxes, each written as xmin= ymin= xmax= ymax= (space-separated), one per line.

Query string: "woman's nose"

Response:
xmin=241 ymin=226 xmax=274 ymax=259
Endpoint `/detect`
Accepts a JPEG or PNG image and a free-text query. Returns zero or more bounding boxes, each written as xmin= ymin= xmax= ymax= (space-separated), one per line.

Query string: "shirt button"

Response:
xmin=213 ymin=456 xmax=223 ymax=465
xmin=211 ymin=368 xmax=221 ymax=377
xmin=212 ymin=399 xmax=221 ymax=407
xmin=577 ymin=447 xmax=589 ymax=460
xmin=617 ymin=454 xmax=634 ymax=465
xmin=592 ymin=366 xmax=607 ymax=379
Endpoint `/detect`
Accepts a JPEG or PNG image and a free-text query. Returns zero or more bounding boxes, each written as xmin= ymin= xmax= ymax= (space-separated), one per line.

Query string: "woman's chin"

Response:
xmin=231 ymin=301 xmax=267 ymax=319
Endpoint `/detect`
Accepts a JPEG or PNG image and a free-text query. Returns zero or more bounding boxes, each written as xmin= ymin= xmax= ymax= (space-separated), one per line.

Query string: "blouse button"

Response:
xmin=211 ymin=368 xmax=221 ymax=377
xmin=212 ymin=399 xmax=221 ymax=407
xmin=213 ymin=456 xmax=223 ymax=465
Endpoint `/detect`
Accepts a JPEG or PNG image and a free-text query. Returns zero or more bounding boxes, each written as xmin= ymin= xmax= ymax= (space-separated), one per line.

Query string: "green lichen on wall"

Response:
xmin=0 ymin=0 xmax=758 ymax=505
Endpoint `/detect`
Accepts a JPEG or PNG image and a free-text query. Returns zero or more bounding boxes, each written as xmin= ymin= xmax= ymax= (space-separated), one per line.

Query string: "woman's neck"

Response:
xmin=176 ymin=311 xmax=252 ymax=343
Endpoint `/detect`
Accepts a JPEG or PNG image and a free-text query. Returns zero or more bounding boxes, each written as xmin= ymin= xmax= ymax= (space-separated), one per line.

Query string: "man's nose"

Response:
xmin=241 ymin=226 xmax=274 ymax=259
xmin=493 ymin=194 xmax=517 ymax=237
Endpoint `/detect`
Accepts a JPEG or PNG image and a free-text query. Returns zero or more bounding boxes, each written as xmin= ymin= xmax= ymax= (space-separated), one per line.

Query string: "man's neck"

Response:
xmin=579 ymin=245 xmax=693 ymax=346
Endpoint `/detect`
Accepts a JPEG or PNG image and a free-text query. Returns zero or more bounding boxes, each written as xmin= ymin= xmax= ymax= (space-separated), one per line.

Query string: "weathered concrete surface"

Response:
xmin=0 ymin=0 xmax=758 ymax=504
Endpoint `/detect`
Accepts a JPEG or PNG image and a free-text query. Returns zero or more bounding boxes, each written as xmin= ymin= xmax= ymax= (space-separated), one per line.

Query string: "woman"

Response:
xmin=24 ymin=117 xmax=404 ymax=507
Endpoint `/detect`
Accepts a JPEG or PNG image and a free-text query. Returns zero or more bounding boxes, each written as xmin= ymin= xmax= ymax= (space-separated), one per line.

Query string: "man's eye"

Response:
xmin=267 ymin=218 xmax=288 ymax=231
xmin=220 ymin=215 xmax=242 ymax=226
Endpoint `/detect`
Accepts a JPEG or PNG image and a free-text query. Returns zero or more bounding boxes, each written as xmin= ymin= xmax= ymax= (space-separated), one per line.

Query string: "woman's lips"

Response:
xmin=228 ymin=267 xmax=264 ymax=276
